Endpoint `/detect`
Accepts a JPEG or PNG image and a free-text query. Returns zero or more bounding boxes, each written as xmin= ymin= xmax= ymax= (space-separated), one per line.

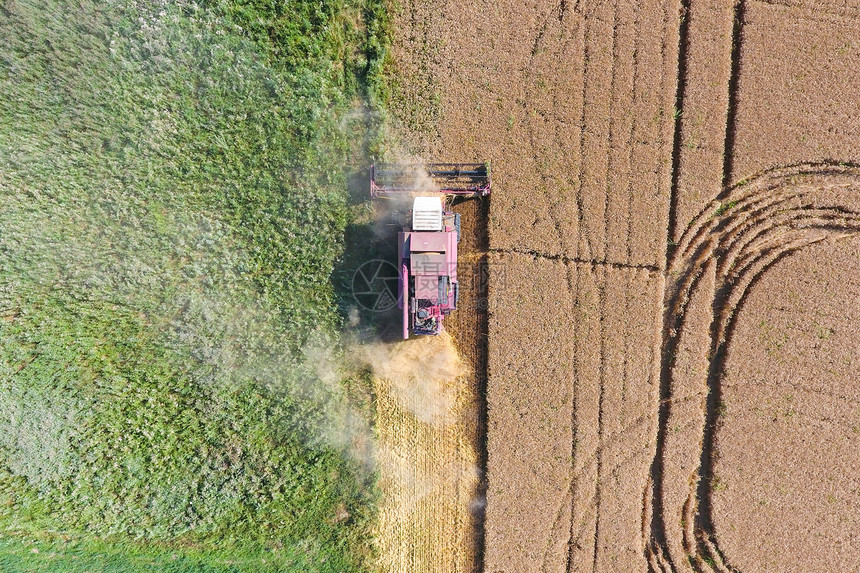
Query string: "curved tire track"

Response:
xmin=645 ymin=163 xmax=860 ymax=572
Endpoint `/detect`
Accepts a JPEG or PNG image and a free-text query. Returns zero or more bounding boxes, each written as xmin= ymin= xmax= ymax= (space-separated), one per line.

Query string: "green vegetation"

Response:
xmin=0 ymin=0 xmax=389 ymax=570
xmin=0 ymin=533 xmax=276 ymax=572
xmin=712 ymin=200 xmax=738 ymax=218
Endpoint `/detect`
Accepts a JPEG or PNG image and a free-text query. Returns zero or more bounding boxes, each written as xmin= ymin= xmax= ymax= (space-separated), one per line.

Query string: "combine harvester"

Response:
xmin=370 ymin=163 xmax=490 ymax=339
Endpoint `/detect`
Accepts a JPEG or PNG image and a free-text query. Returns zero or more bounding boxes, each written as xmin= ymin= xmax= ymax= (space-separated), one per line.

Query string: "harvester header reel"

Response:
xmin=370 ymin=163 xmax=491 ymax=197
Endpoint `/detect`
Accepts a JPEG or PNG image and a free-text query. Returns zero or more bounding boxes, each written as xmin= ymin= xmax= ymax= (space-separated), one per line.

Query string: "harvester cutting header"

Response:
xmin=370 ymin=163 xmax=491 ymax=339
xmin=370 ymin=163 xmax=491 ymax=198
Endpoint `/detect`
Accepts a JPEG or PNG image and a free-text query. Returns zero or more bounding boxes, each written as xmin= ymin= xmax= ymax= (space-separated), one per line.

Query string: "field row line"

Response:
xmin=489 ymin=247 xmax=661 ymax=273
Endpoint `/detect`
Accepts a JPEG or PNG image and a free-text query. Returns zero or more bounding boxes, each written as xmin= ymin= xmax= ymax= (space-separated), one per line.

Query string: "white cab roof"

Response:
xmin=412 ymin=196 xmax=443 ymax=231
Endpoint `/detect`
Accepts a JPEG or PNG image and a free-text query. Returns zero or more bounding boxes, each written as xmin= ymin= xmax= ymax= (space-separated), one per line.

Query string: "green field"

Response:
xmin=0 ymin=0 xmax=388 ymax=570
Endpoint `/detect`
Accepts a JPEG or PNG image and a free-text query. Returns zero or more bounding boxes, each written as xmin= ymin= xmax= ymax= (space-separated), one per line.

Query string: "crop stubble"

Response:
xmin=372 ymin=333 xmax=480 ymax=573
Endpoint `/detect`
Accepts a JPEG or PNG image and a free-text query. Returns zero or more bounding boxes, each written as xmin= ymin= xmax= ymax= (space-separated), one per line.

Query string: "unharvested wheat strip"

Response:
xmin=672 ymin=0 xmax=735 ymax=241
xmin=621 ymin=268 xmax=663 ymax=427
xmin=659 ymin=260 xmax=716 ymax=569
xmin=605 ymin=0 xmax=637 ymax=265
xmin=729 ymin=2 xmax=860 ymax=182
xmin=597 ymin=438 xmax=658 ymax=572
xmin=576 ymin=0 xmax=616 ymax=262
xmin=568 ymin=262 xmax=603 ymax=571
xmin=435 ymin=0 xmax=587 ymax=257
xmin=713 ymin=235 xmax=860 ymax=571
xmin=597 ymin=268 xmax=630 ymax=442
xmin=591 ymin=268 xmax=662 ymax=571
xmin=627 ymin=0 xmax=676 ymax=268
xmin=491 ymin=155 xmax=561 ymax=250
xmin=513 ymin=0 xmax=586 ymax=258
xmin=526 ymin=11 xmax=588 ymax=259
xmin=594 ymin=269 xmax=663 ymax=570
xmin=484 ymin=253 xmax=575 ymax=572
xmin=543 ymin=13 xmax=589 ymax=261
xmin=751 ymin=0 xmax=860 ymax=20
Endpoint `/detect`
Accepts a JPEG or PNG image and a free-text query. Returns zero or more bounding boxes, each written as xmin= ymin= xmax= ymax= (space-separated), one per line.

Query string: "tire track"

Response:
xmin=624 ymin=0 xmax=643 ymax=266
xmin=568 ymin=260 xmax=602 ymax=572
xmin=720 ymin=0 xmax=746 ymax=188
xmin=564 ymin=259 xmax=582 ymax=573
xmin=489 ymin=247 xmax=660 ymax=272
xmin=592 ymin=263 xmax=610 ymax=573
xmin=646 ymin=164 xmax=860 ymax=571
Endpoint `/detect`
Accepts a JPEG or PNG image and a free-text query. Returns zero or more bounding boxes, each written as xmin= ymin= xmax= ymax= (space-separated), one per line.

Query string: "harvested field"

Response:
xmin=367 ymin=195 xmax=490 ymax=573
xmin=384 ymin=0 xmax=860 ymax=571
xmin=370 ymin=334 xmax=480 ymax=573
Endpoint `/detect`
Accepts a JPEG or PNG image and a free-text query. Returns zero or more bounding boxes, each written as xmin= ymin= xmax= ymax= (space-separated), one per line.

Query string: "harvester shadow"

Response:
xmin=334 ymin=167 xmax=412 ymax=343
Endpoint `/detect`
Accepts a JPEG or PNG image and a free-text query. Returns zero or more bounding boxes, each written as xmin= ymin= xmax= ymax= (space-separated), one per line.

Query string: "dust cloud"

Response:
xmin=355 ymin=332 xmax=466 ymax=426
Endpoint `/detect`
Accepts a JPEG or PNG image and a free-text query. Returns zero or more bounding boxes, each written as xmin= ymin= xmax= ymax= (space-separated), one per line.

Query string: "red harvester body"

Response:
xmin=370 ymin=163 xmax=490 ymax=339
